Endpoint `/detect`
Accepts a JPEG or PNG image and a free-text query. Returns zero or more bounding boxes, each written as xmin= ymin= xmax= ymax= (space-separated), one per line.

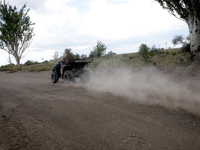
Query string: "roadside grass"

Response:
xmin=21 ymin=61 xmax=57 ymax=72
xmin=89 ymin=52 xmax=143 ymax=69
xmin=0 ymin=64 xmax=17 ymax=72
xmin=90 ymin=48 xmax=191 ymax=69
xmin=0 ymin=48 xmax=192 ymax=72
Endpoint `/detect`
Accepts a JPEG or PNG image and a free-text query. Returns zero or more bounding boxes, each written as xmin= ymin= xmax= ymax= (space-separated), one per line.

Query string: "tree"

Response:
xmin=24 ymin=60 xmax=38 ymax=66
xmin=81 ymin=54 xmax=87 ymax=59
xmin=53 ymin=51 xmax=59 ymax=61
xmin=105 ymin=51 xmax=116 ymax=58
xmin=0 ymin=1 xmax=35 ymax=70
xmin=150 ymin=44 xmax=160 ymax=54
xmin=89 ymin=50 xmax=95 ymax=58
xmin=172 ymin=35 xmax=190 ymax=53
xmin=74 ymin=53 xmax=80 ymax=59
xmin=93 ymin=41 xmax=107 ymax=57
xmin=139 ymin=44 xmax=153 ymax=64
xmin=155 ymin=0 xmax=200 ymax=63
xmin=172 ymin=35 xmax=185 ymax=46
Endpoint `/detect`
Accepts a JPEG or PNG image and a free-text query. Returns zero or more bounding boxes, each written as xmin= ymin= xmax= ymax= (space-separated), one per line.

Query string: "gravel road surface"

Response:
xmin=0 ymin=71 xmax=200 ymax=150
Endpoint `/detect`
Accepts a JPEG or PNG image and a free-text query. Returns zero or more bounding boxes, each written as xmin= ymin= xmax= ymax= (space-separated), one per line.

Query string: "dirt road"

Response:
xmin=0 ymin=70 xmax=200 ymax=150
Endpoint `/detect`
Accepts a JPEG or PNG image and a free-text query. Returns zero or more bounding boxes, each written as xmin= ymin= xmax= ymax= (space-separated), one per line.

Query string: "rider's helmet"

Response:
xmin=65 ymin=48 xmax=71 ymax=54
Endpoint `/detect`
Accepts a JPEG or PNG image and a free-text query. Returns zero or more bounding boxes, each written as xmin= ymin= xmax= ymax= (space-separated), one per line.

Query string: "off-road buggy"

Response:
xmin=51 ymin=59 xmax=92 ymax=84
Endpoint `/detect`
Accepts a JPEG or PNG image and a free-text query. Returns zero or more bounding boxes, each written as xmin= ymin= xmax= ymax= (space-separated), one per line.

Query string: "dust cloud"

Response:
xmin=84 ymin=67 xmax=200 ymax=116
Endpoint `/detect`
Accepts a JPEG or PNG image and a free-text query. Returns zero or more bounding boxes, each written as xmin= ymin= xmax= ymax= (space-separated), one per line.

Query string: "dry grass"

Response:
xmin=89 ymin=48 xmax=191 ymax=69
xmin=21 ymin=61 xmax=57 ymax=72
xmin=1 ymin=48 xmax=192 ymax=72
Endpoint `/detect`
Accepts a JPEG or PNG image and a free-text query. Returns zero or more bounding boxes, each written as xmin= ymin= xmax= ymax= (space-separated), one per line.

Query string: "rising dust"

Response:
xmin=79 ymin=66 xmax=200 ymax=117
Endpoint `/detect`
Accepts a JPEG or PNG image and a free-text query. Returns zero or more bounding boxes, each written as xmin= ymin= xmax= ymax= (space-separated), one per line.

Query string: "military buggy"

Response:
xmin=51 ymin=59 xmax=92 ymax=84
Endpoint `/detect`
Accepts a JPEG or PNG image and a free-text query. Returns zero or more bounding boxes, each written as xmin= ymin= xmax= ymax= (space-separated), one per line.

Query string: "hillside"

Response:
xmin=89 ymin=48 xmax=191 ymax=69
xmin=0 ymin=48 xmax=191 ymax=72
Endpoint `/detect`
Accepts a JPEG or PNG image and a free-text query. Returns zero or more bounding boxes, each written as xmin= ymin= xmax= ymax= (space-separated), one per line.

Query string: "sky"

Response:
xmin=0 ymin=0 xmax=188 ymax=65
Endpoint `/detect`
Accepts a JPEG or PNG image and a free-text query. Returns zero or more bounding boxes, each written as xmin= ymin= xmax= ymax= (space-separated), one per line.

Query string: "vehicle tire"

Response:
xmin=63 ymin=71 xmax=75 ymax=83
xmin=51 ymin=70 xmax=59 ymax=83
xmin=80 ymin=70 xmax=90 ymax=83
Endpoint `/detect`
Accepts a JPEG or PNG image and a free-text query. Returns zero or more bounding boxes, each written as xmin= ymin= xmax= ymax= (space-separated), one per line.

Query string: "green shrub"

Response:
xmin=179 ymin=44 xmax=190 ymax=53
xmin=175 ymin=54 xmax=191 ymax=66
xmin=105 ymin=51 xmax=116 ymax=58
xmin=129 ymin=56 xmax=134 ymax=60
xmin=24 ymin=60 xmax=39 ymax=66
xmin=171 ymin=52 xmax=176 ymax=56
xmin=0 ymin=64 xmax=16 ymax=71
xmin=139 ymin=44 xmax=153 ymax=64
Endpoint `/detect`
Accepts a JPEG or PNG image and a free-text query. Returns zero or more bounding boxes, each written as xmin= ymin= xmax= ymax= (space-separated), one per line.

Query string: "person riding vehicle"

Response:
xmin=59 ymin=48 xmax=74 ymax=75
xmin=51 ymin=48 xmax=91 ymax=84
xmin=59 ymin=48 xmax=74 ymax=64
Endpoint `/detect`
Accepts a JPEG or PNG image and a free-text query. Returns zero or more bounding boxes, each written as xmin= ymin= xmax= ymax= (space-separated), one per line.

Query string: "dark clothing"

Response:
xmin=60 ymin=53 xmax=74 ymax=64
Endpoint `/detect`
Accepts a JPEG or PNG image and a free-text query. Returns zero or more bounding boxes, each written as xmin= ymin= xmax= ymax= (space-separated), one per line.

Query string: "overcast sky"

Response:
xmin=0 ymin=0 xmax=188 ymax=65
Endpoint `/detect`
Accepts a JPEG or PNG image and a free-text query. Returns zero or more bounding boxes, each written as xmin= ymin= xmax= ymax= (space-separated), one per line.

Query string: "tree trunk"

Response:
xmin=16 ymin=57 xmax=21 ymax=70
xmin=187 ymin=14 xmax=200 ymax=64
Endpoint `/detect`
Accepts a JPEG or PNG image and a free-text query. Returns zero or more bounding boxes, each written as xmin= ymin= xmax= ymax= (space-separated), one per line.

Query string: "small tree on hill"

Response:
xmin=172 ymin=35 xmax=190 ymax=53
xmin=53 ymin=51 xmax=59 ymax=61
xmin=0 ymin=1 xmax=35 ymax=70
xmin=90 ymin=41 xmax=107 ymax=58
xmin=139 ymin=44 xmax=153 ymax=64
xmin=89 ymin=50 xmax=95 ymax=58
xmin=81 ymin=54 xmax=87 ymax=59
xmin=74 ymin=53 xmax=80 ymax=59
xmin=105 ymin=51 xmax=116 ymax=58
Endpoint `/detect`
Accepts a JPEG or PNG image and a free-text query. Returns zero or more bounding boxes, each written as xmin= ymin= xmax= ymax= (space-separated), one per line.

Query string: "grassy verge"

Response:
xmin=21 ymin=61 xmax=57 ymax=72
xmin=0 ymin=64 xmax=17 ymax=72
xmin=0 ymin=48 xmax=192 ymax=72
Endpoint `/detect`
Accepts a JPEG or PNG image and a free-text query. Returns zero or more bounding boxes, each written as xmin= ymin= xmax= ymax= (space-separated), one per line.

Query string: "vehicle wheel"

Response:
xmin=80 ymin=70 xmax=90 ymax=83
xmin=51 ymin=71 xmax=59 ymax=83
xmin=63 ymin=71 xmax=74 ymax=83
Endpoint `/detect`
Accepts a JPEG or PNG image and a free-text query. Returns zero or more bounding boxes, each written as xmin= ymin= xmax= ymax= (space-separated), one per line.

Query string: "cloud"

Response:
xmin=29 ymin=0 xmax=186 ymax=45
xmin=0 ymin=51 xmax=9 ymax=65
xmin=81 ymin=0 xmax=185 ymax=39
xmin=5 ymin=0 xmax=47 ymax=11
xmin=0 ymin=0 xmax=188 ymax=65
